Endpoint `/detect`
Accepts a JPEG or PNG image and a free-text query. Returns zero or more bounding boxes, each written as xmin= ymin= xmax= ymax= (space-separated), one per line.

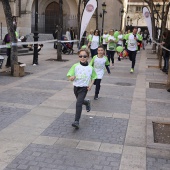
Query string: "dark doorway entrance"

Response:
xmin=45 ymin=2 xmax=59 ymax=33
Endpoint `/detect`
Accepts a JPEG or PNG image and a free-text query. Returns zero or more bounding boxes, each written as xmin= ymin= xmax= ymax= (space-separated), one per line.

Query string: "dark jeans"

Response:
xmin=128 ymin=50 xmax=137 ymax=69
xmin=90 ymin=48 xmax=98 ymax=58
xmin=163 ymin=50 xmax=170 ymax=71
xmin=94 ymin=79 xmax=101 ymax=95
xmin=6 ymin=48 xmax=11 ymax=66
xmin=107 ymin=50 xmax=115 ymax=64
xmin=74 ymin=86 xmax=88 ymax=122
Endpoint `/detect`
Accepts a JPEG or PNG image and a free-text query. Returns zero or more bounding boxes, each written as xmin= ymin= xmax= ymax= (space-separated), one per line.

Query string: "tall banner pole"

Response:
xmin=143 ymin=7 xmax=153 ymax=40
xmin=79 ymin=0 xmax=97 ymax=44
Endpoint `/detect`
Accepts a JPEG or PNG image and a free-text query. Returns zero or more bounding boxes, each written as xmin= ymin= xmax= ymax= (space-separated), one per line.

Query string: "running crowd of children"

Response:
xmin=67 ymin=27 xmax=150 ymax=129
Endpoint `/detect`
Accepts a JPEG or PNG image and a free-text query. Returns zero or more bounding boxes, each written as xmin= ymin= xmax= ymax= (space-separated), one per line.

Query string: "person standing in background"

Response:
xmin=142 ymin=30 xmax=149 ymax=50
xmin=66 ymin=28 xmax=71 ymax=41
xmin=70 ymin=27 xmax=76 ymax=47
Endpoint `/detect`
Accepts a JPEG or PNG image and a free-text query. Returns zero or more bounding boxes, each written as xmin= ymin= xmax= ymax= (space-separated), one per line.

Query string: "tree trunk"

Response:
xmin=1 ymin=0 xmax=18 ymax=75
xmin=77 ymin=0 xmax=81 ymax=40
xmin=57 ymin=0 xmax=63 ymax=61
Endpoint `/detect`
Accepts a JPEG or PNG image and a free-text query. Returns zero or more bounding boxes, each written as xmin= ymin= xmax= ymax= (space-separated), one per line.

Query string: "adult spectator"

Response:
xmin=161 ymin=31 xmax=170 ymax=74
xmin=70 ymin=27 xmax=76 ymax=47
xmin=66 ymin=28 xmax=71 ymax=41
xmin=53 ymin=25 xmax=58 ymax=49
xmin=142 ymin=30 xmax=149 ymax=50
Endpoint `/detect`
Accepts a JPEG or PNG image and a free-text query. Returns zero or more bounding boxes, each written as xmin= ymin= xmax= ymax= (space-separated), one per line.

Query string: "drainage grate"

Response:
xmin=46 ymin=58 xmax=69 ymax=62
xmin=115 ymin=82 xmax=132 ymax=86
xmin=153 ymin=122 xmax=170 ymax=144
xmin=149 ymin=82 xmax=167 ymax=89
xmin=148 ymin=65 xmax=160 ymax=68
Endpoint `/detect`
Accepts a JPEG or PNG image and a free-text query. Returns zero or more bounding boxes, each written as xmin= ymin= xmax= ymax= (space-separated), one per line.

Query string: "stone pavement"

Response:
xmin=0 ymin=43 xmax=170 ymax=170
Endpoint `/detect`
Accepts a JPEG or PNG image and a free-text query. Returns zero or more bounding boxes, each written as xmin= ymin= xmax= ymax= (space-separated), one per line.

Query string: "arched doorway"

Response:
xmin=45 ymin=2 xmax=59 ymax=33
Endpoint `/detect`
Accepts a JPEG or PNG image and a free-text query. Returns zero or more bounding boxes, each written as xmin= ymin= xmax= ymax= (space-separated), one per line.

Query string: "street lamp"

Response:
xmin=101 ymin=2 xmax=106 ymax=35
xmin=33 ymin=0 xmax=39 ymax=65
xmin=120 ymin=9 xmax=124 ymax=31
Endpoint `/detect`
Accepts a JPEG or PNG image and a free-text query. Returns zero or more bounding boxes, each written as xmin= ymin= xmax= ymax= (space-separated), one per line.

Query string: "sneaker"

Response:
xmin=94 ymin=95 xmax=99 ymax=100
xmin=33 ymin=64 xmax=37 ymax=66
xmin=130 ymin=68 xmax=134 ymax=73
xmin=86 ymin=99 xmax=91 ymax=112
xmin=72 ymin=121 xmax=79 ymax=129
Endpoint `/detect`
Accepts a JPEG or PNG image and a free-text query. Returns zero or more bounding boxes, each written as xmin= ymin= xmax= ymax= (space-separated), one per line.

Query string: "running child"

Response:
xmin=90 ymin=46 xmax=110 ymax=100
xmin=67 ymin=49 xmax=97 ymax=129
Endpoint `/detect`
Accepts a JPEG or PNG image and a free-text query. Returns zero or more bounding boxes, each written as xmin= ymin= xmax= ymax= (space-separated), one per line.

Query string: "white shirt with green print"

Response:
xmin=127 ymin=33 xmax=139 ymax=51
xmin=107 ymin=35 xmax=117 ymax=51
xmin=67 ymin=63 xmax=97 ymax=87
xmin=90 ymin=55 xmax=109 ymax=79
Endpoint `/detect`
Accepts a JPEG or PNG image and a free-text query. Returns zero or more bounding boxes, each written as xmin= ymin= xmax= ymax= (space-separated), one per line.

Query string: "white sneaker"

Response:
xmin=33 ymin=64 xmax=37 ymax=66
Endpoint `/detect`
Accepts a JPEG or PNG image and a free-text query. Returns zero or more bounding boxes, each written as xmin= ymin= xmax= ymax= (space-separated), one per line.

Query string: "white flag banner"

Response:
xmin=80 ymin=0 xmax=97 ymax=42
xmin=143 ymin=7 xmax=153 ymax=40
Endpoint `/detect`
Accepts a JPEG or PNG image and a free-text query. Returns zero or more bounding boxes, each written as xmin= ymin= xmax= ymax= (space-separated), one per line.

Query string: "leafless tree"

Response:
xmin=1 ymin=0 xmax=18 ymax=75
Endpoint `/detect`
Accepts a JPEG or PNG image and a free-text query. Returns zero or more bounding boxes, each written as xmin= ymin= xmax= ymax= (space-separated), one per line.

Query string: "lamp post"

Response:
xmin=33 ymin=0 xmax=39 ymax=65
xmin=120 ymin=9 xmax=124 ymax=31
xmin=101 ymin=2 xmax=106 ymax=35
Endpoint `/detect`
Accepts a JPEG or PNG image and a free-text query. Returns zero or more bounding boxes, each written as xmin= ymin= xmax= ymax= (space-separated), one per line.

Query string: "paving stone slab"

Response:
xmin=69 ymin=97 xmax=132 ymax=114
xmin=102 ymin=77 xmax=136 ymax=86
xmin=146 ymin=88 xmax=170 ymax=101
xmin=0 ymin=106 xmax=30 ymax=131
xmin=17 ymin=79 xmax=69 ymax=91
xmin=0 ymin=75 xmax=20 ymax=86
xmin=42 ymin=113 xmax=128 ymax=145
xmin=5 ymin=143 xmax=121 ymax=170
xmin=146 ymin=101 xmax=170 ymax=117
xmin=0 ymin=89 xmax=53 ymax=105
xmin=147 ymin=157 xmax=170 ymax=170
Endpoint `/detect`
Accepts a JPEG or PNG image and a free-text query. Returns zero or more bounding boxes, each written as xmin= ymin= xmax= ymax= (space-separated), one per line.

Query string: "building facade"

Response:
xmin=126 ymin=0 xmax=170 ymax=32
xmin=0 ymin=0 xmax=127 ymax=38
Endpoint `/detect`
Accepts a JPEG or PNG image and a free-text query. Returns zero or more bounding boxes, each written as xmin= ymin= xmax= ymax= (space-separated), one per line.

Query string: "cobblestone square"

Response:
xmin=17 ymin=79 xmax=69 ymax=91
xmin=42 ymin=113 xmax=128 ymax=145
xmin=5 ymin=143 xmax=121 ymax=170
xmin=0 ymin=106 xmax=30 ymax=131
xmin=147 ymin=157 xmax=170 ymax=170
xmin=0 ymin=89 xmax=53 ymax=105
xmin=69 ymin=97 xmax=132 ymax=114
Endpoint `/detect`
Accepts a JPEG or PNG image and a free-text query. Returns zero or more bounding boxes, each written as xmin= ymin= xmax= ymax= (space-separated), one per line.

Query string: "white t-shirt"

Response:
xmin=107 ymin=35 xmax=116 ymax=51
xmin=90 ymin=56 xmax=109 ymax=79
xmin=102 ymin=34 xmax=108 ymax=45
xmin=66 ymin=31 xmax=71 ymax=40
xmin=67 ymin=63 xmax=96 ymax=87
xmin=90 ymin=35 xmax=100 ymax=50
xmin=117 ymin=34 xmax=123 ymax=46
xmin=127 ymin=33 xmax=139 ymax=51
